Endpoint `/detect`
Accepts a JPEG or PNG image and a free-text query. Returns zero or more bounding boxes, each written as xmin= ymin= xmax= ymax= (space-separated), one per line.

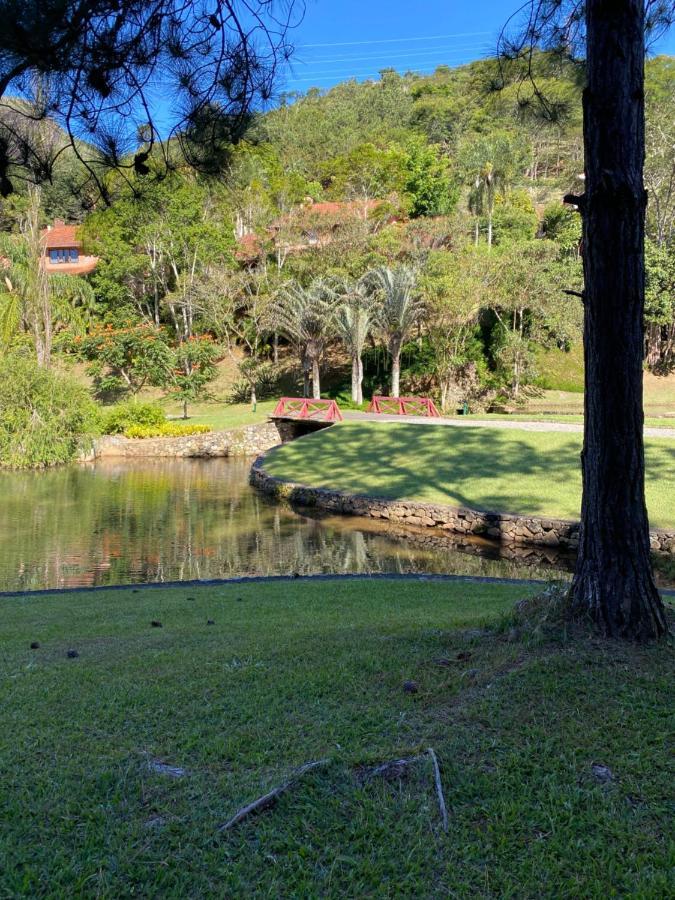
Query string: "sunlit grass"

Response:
xmin=1 ymin=579 xmax=673 ymax=896
xmin=263 ymin=421 xmax=675 ymax=529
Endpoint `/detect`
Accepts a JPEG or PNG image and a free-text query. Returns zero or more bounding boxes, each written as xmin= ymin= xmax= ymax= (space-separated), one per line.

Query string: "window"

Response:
xmin=47 ymin=248 xmax=79 ymax=263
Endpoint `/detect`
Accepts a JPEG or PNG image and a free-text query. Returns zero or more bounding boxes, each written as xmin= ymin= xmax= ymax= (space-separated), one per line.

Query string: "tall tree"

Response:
xmin=460 ymin=132 xmax=527 ymax=247
xmin=334 ymin=278 xmax=377 ymax=405
xmin=272 ymin=279 xmax=336 ymax=399
xmin=368 ymin=266 xmax=424 ymax=397
xmin=501 ymin=0 xmax=670 ymax=639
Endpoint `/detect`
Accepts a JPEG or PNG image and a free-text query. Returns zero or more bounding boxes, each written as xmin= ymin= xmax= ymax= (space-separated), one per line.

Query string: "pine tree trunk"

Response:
xmin=311 ymin=358 xmax=321 ymax=399
xmin=568 ymin=0 xmax=667 ymax=640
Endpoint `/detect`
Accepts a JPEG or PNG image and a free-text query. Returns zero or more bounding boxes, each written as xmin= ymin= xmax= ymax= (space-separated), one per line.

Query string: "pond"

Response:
xmin=0 ymin=457 xmax=668 ymax=593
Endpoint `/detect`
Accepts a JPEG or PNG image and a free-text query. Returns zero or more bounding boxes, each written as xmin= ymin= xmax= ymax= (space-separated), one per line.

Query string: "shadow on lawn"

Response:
xmin=271 ymin=423 xmax=675 ymax=521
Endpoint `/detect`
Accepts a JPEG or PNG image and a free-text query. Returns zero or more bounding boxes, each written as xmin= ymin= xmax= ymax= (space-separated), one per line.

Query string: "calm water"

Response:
xmin=0 ymin=457 xmax=586 ymax=592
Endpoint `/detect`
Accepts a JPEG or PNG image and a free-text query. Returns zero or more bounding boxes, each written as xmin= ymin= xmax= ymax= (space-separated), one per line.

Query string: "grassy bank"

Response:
xmin=263 ymin=422 xmax=675 ymax=530
xmin=2 ymin=579 xmax=673 ymax=897
xmin=164 ymin=398 xmax=277 ymax=429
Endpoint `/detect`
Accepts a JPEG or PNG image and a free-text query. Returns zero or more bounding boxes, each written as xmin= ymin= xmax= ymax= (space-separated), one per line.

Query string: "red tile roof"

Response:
xmin=42 ymin=224 xmax=82 ymax=249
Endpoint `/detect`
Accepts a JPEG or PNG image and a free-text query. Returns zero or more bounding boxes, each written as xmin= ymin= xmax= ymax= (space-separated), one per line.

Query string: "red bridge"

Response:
xmin=272 ymin=397 xmax=344 ymax=422
xmin=367 ymin=395 xmax=441 ymax=417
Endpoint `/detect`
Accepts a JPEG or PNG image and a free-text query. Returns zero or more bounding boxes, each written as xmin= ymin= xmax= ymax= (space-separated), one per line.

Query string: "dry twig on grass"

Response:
xmin=427 ymin=747 xmax=448 ymax=832
xmin=218 ymin=758 xmax=330 ymax=832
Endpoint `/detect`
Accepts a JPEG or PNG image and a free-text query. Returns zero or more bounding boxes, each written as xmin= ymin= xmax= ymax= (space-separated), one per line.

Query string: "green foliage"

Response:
xmin=74 ymin=323 xmax=172 ymax=398
xmin=645 ymin=238 xmax=675 ymax=328
xmin=230 ymin=358 xmax=279 ymax=403
xmin=0 ymin=353 xmax=98 ymax=468
xmin=403 ymin=139 xmax=458 ymax=218
xmin=168 ymin=335 xmax=221 ymax=417
xmin=319 ymin=142 xmax=408 ymax=201
xmin=542 ymin=202 xmax=582 ymax=254
xmin=123 ymin=422 xmax=211 ymax=438
xmin=100 ymin=400 xmax=166 ymax=435
xmin=491 ymin=190 xmax=539 ymax=244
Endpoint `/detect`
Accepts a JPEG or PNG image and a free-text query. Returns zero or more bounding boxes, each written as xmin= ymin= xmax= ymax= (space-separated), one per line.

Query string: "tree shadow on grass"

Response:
xmin=266 ymin=422 xmax=675 ymax=524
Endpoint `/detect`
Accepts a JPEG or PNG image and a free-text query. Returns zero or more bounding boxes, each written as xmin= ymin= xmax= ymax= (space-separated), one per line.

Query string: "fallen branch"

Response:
xmin=217 ymin=758 xmax=330 ymax=832
xmin=359 ymin=749 xmax=449 ymax=831
xmin=427 ymin=747 xmax=448 ymax=832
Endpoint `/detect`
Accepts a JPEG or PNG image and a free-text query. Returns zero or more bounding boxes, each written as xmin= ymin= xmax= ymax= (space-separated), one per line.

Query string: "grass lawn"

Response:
xmin=262 ymin=422 xmax=675 ymax=530
xmin=164 ymin=399 xmax=278 ymax=429
xmin=1 ymin=579 xmax=673 ymax=897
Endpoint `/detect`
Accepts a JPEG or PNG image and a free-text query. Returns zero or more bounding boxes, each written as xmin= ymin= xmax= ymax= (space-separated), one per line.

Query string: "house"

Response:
xmin=235 ymin=198 xmax=391 ymax=265
xmin=41 ymin=220 xmax=99 ymax=275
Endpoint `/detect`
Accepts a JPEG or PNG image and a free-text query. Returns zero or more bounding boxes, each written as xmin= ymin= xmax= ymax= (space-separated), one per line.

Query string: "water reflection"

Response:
xmin=0 ymin=458 xmax=670 ymax=592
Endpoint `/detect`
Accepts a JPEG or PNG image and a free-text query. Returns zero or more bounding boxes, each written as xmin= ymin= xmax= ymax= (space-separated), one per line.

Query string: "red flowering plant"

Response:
xmin=72 ymin=322 xmax=172 ymax=398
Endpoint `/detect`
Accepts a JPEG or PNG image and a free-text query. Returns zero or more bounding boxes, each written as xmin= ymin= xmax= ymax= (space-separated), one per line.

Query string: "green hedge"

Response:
xmin=0 ymin=354 xmax=99 ymax=468
xmin=100 ymin=401 xmax=166 ymax=434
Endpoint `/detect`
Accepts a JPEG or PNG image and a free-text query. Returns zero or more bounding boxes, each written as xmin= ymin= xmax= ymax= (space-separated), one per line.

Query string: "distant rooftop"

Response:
xmin=41 ymin=219 xmax=98 ymax=275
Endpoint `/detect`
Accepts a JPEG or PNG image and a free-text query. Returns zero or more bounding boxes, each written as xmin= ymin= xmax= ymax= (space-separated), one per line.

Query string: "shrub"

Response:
xmin=101 ymin=401 xmax=166 ymax=434
xmin=0 ymin=354 xmax=99 ymax=468
xmin=123 ymin=423 xmax=212 ymax=438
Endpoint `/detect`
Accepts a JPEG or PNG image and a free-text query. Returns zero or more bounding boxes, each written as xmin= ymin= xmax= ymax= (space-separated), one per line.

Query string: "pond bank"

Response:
xmin=250 ymin=450 xmax=675 ymax=555
xmin=83 ymin=421 xmax=286 ymax=460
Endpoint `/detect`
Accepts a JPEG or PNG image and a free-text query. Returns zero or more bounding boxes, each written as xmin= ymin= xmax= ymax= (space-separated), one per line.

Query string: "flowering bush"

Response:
xmin=123 ymin=423 xmax=212 ymax=438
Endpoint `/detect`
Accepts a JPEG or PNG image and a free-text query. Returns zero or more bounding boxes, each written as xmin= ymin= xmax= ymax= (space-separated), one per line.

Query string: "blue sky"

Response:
xmin=277 ymin=0 xmax=675 ymax=95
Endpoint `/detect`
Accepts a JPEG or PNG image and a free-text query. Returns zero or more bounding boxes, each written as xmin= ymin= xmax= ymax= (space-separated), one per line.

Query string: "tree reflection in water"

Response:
xmin=0 ymin=457 xmax=594 ymax=592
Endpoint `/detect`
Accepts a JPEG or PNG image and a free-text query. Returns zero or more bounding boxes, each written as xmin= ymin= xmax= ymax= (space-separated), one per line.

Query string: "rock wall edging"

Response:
xmin=84 ymin=422 xmax=289 ymax=461
xmin=249 ymin=453 xmax=675 ymax=554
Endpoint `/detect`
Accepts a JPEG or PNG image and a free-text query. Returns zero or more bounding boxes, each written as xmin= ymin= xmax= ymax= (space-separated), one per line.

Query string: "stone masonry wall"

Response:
xmin=250 ymin=453 xmax=675 ymax=554
xmin=87 ymin=422 xmax=283 ymax=461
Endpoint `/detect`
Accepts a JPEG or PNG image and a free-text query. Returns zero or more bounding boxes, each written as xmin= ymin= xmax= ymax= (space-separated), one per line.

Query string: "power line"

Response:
xmin=298 ymin=43 xmax=492 ymax=66
xmin=298 ymin=30 xmax=492 ymax=49
xmin=288 ymin=60 xmax=485 ymax=84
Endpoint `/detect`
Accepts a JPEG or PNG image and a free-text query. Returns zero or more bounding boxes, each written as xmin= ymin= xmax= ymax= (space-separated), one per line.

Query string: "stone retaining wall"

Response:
xmin=250 ymin=453 xmax=675 ymax=554
xmin=86 ymin=422 xmax=287 ymax=461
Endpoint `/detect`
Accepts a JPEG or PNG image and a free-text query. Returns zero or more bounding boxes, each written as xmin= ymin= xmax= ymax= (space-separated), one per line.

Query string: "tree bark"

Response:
xmin=311 ymin=358 xmax=321 ymax=399
xmin=391 ymin=349 xmax=401 ymax=398
xmin=569 ymin=0 xmax=667 ymax=640
xmin=351 ymin=355 xmax=363 ymax=405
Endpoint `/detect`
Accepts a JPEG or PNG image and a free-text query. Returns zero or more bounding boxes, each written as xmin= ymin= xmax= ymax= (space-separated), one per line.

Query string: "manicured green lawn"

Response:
xmin=1 ymin=579 xmax=673 ymax=897
xmin=262 ymin=421 xmax=675 ymax=529
xmin=164 ymin=399 xmax=278 ymax=429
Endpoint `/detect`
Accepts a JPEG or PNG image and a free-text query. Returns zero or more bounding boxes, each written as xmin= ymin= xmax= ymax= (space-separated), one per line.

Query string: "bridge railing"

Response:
xmin=367 ymin=395 xmax=441 ymax=417
xmin=272 ymin=397 xmax=343 ymax=422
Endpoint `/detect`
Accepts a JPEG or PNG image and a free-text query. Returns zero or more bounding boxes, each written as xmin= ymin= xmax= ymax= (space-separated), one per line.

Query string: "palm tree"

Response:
xmin=461 ymin=133 xmax=524 ymax=248
xmin=334 ymin=278 xmax=376 ymax=405
xmin=272 ymin=278 xmax=337 ymax=399
xmin=367 ymin=266 xmax=424 ymax=397
xmin=0 ymin=188 xmax=94 ymax=368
